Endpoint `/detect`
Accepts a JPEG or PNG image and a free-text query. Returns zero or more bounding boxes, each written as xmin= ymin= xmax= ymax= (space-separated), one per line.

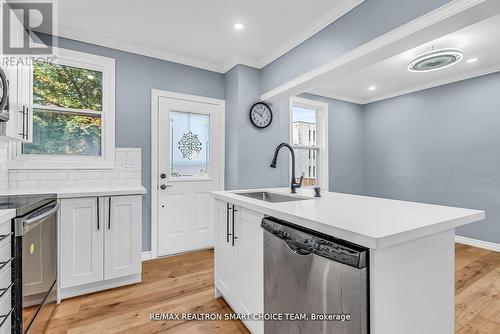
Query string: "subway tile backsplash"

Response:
xmin=7 ymin=148 xmax=142 ymax=189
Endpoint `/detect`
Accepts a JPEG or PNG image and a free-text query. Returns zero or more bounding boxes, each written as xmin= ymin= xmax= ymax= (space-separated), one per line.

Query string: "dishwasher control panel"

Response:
xmin=262 ymin=217 xmax=368 ymax=269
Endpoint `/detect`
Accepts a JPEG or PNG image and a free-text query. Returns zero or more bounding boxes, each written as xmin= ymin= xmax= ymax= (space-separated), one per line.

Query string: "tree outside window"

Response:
xmin=23 ymin=62 xmax=103 ymax=156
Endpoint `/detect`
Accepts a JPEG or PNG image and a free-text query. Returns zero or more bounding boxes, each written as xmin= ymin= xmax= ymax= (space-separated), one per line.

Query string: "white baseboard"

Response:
xmin=60 ymin=274 xmax=141 ymax=300
xmin=142 ymin=251 xmax=152 ymax=261
xmin=455 ymin=235 xmax=500 ymax=252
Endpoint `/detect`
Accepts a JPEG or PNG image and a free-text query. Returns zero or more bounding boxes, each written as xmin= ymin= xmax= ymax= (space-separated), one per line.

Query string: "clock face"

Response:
xmin=249 ymin=102 xmax=273 ymax=129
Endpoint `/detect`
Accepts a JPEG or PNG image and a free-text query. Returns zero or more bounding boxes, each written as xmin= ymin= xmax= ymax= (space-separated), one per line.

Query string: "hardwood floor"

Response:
xmin=455 ymin=244 xmax=500 ymax=333
xmin=44 ymin=245 xmax=499 ymax=333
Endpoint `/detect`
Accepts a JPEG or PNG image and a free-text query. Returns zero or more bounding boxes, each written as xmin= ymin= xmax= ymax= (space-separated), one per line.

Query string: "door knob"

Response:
xmin=160 ymin=173 xmax=166 ymax=179
xmin=160 ymin=184 xmax=172 ymax=190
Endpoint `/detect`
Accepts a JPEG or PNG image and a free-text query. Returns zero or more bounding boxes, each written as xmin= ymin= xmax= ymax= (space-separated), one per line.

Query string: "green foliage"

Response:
xmin=24 ymin=110 xmax=102 ymax=155
xmin=33 ymin=62 xmax=103 ymax=110
xmin=24 ymin=62 xmax=103 ymax=156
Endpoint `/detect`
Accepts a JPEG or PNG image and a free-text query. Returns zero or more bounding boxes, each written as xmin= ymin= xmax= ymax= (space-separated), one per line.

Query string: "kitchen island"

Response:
xmin=210 ymin=188 xmax=485 ymax=334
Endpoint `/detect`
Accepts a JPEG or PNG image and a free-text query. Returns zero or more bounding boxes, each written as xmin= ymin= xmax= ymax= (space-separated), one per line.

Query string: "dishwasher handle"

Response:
xmin=262 ymin=217 xmax=368 ymax=269
xmin=284 ymin=240 xmax=312 ymax=256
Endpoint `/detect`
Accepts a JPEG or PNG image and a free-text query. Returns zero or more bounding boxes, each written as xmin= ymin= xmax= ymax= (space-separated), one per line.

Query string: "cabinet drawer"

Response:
xmin=0 ymin=287 xmax=12 ymax=334
xmin=0 ymin=237 xmax=11 ymax=264
xmin=0 ymin=262 xmax=10 ymax=291
xmin=0 ymin=309 xmax=11 ymax=334
xmin=0 ymin=288 xmax=10 ymax=312
xmin=0 ymin=222 xmax=10 ymax=238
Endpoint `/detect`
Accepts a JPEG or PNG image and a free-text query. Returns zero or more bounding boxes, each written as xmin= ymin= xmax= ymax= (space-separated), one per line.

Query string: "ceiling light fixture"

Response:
xmin=408 ymin=48 xmax=463 ymax=72
xmin=234 ymin=23 xmax=244 ymax=30
xmin=368 ymin=86 xmax=376 ymax=91
xmin=467 ymin=58 xmax=478 ymax=63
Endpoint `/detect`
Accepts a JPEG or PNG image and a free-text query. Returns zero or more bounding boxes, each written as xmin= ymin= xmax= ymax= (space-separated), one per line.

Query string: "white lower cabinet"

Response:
xmin=60 ymin=197 xmax=103 ymax=288
xmin=60 ymin=195 xmax=142 ymax=296
xmin=104 ymin=196 xmax=142 ymax=280
xmin=214 ymin=199 xmax=264 ymax=334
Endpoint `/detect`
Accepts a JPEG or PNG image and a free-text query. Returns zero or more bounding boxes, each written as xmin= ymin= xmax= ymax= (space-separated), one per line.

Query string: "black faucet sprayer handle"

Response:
xmin=297 ymin=175 xmax=304 ymax=188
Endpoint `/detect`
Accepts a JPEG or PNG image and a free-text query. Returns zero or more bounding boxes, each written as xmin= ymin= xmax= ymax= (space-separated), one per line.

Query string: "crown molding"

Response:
xmin=56 ymin=25 xmax=227 ymax=73
xmin=307 ymin=65 xmax=500 ymax=105
xmin=255 ymin=0 xmax=365 ymax=69
xmin=39 ymin=0 xmax=364 ymax=74
xmin=261 ymin=0 xmax=488 ymax=102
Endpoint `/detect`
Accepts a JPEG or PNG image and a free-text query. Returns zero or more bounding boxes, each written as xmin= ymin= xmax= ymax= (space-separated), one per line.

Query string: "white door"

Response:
xmin=104 ymin=195 xmax=142 ymax=280
xmin=60 ymin=197 xmax=103 ymax=288
xmin=158 ymin=95 xmax=223 ymax=256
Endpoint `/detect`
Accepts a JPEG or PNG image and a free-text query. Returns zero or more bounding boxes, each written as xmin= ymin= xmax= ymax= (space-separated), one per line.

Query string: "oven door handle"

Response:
xmin=23 ymin=202 xmax=60 ymax=226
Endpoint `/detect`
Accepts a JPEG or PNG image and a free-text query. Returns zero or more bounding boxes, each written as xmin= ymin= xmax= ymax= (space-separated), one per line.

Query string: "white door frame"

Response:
xmin=150 ymin=89 xmax=225 ymax=260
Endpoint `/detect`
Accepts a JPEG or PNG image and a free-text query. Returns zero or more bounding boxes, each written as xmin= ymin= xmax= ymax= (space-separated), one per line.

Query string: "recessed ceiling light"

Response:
xmin=368 ymin=86 xmax=376 ymax=91
xmin=467 ymin=58 xmax=478 ymax=63
xmin=408 ymin=48 xmax=463 ymax=72
xmin=234 ymin=23 xmax=244 ymax=30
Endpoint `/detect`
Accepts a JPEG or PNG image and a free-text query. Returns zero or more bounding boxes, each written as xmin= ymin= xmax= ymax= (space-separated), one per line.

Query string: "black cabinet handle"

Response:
xmin=96 ymin=197 xmax=100 ymax=230
xmin=19 ymin=106 xmax=25 ymax=138
xmin=108 ymin=197 xmax=111 ymax=229
xmin=226 ymin=203 xmax=231 ymax=243
xmin=231 ymin=205 xmax=238 ymax=246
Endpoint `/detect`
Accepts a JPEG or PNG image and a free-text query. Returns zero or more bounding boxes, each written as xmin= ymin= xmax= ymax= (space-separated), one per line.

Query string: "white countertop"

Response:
xmin=211 ymin=188 xmax=485 ymax=249
xmin=0 ymin=185 xmax=147 ymax=198
xmin=0 ymin=209 xmax=16 ymax=223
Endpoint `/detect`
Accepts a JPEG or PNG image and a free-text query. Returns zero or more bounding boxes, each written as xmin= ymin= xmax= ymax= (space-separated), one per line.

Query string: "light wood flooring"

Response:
xmin=41 ymin=245 xmax=499 ymax=333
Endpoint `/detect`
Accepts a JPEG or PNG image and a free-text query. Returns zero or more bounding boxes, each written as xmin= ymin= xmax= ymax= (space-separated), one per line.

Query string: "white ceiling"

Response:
xmin=48 ymin=0 xmax=363 ymax=73
xmin=307 ymin=13 xmax=500 ymax=104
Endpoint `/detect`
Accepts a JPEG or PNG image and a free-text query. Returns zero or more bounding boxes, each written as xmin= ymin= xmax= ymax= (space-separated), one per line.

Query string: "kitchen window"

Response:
xmin=11 ymin=47 xmax=115 ymax=169
xmin=290 ymin=97 xmax=329 ymax=189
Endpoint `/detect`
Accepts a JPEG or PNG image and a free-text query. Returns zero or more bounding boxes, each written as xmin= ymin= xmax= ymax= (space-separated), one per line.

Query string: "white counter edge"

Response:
xmin=0 ymin=185 xmax=147 ymax=198
xmin=211 ymin=190 xmax=485 ymax=250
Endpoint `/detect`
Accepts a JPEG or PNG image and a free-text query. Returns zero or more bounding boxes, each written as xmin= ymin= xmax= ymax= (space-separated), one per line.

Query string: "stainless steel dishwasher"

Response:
xmin=262 ymin=217 xmax=369 ymax=334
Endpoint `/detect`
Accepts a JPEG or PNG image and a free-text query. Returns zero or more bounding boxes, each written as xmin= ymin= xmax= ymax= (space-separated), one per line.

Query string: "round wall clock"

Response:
xmin=249 ymin=102 xmax=273 ymax=129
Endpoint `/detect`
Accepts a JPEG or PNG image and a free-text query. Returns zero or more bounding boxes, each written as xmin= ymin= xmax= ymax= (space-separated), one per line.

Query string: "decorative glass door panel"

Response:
xmin=170 ymin=111 xmax=210 ymax=179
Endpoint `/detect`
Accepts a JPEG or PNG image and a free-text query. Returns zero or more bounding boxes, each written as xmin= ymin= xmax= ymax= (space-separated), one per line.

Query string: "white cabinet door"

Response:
xmin=0 ymin=65 xmax=32 ymax=142
xmin=16 ymin=64 xmax=32 ymax=142
xmin=214 ymin=199 xmax=235 ymax=300
xmin=1 ymin=64 xmax=19 ymax=141
xmin=60 ymin=197 xmax=104 ymax=288
xmin=104 ymin=196 xmax=142 ymax=280
xmin=234 ymin=207 xmax=264 ymax=334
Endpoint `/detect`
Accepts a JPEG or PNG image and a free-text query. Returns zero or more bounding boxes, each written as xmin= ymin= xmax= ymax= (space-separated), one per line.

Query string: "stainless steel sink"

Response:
xmin=235 ymin=191 xmax=312 ymax=203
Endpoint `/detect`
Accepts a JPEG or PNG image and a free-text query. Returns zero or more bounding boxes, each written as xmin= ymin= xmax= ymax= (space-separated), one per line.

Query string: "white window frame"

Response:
xmin=289 ymin=96 xmax=329 ymax=190
xmin=9 ymin=47 xmax=115 ymax=169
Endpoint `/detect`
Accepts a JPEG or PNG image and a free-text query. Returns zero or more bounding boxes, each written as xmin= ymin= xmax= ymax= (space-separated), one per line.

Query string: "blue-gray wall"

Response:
xmin=299 ymin=94 xmax=364 ymax=194
xmin=224 ymin=65 xmax=289 ymax=190
xmin=40 ymin=34 xmax=225 ymax=251
xmin=363 ymin=72 xmax=500 ymax=244
xmin=260 ymin=0 xmax=450 ymax=93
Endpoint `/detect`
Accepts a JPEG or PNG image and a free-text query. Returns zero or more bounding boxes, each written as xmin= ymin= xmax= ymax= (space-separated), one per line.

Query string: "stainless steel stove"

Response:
xmin=0 ymin=194 xmax=58 ymax=334
xmin=0 ymin=194 xmax=56 ymax=216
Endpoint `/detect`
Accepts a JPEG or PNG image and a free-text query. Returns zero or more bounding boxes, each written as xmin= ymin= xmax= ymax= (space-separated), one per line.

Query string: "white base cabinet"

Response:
xmin=59 ymin=195 xmax=142 ymax=297
xmin=214 ymin=199 xmax=264 ymax=334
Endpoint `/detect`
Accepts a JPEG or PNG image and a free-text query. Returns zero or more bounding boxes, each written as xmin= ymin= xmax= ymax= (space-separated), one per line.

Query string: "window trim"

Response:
xmin=289 ymin=96 xmax=329 ymax=190
xmin=9 ymin=47 xmax=116 ymax=169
